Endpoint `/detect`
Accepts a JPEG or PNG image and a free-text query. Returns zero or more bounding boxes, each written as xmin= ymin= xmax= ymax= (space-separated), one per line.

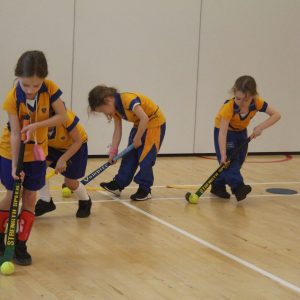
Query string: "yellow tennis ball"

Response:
xmin=1 ymin=261 xmax=15 ymax=275
xmin=62 ymin=187 xmax=72 ymax=198
xmin=189 ymin=193 xmax=199 ymax=204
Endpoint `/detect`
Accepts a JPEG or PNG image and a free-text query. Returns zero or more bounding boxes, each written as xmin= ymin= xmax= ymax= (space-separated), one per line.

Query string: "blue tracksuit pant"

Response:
xmin=213 ymin=127 xmax=248 ymax=193
xmin=115 ymin=123 xmax=166 ymax=192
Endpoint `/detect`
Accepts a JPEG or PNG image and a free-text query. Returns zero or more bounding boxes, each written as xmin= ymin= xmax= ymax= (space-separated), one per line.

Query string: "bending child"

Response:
xmin=35 ymin=108 xmax=91 ymax=218
xmin=212 ymin=75 xmax=281 ymax=201
xmin=88 ymin=86 xmax=166 ymax=201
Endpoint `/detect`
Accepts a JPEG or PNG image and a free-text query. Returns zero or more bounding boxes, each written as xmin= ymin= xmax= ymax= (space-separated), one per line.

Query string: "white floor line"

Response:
xmin=166 ymin=181 xmax=300 ymax=188
xmin=98 ymin=190 xmax=300 ymax=293
xmin=51 ymin=199 xmax=115 ymax=204
xmin=97 ymin=181 xmax=300 ymax=189
xmin=39 ymin=191 xmax=300 ymax=205
xmin=0 ymin=181 xmax=299 ymax=194
xmin=34 ymin=190 xmax=300 ymax=293
xmin=120 ymin=200 xmax=300 ymax=294
xmin=248 ymin=181 xmax=300 ymax=185
xmin=245 ymin=193 xmax=300 ymax=198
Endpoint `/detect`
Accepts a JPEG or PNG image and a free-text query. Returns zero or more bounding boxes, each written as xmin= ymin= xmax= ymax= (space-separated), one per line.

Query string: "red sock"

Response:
xmin=0 ymin=210 xmax=9 ymax=233
xmin=18 ymin=210 xmax=35 ymax=241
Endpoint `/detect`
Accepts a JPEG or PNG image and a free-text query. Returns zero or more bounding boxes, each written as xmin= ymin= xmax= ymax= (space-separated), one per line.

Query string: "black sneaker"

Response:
xmin=0 ymin=232 xmax=5 ymax=256
xmin=35 ymin=198 xmax=56 ymax=216
xmin=130 ymin=188 xmax=151 ymax=201
xmin=13 ymin=239 xmax=32 ymax=266
xmin=234 ymin=184 xmax=252 ymax=201
xmin=76 ymin=198 xmax=92 ymax=218
xmin=210 ymin=184 xmax=231 ymax=199
xmin=100 ymin=180 xmax=121 ymax=196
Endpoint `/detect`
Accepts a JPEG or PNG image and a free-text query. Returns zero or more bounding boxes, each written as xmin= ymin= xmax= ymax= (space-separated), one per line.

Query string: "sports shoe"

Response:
xmin=0 ymin=232 xmax=5 ymax=256
xmin=130 ymin=188 xmax=151 ymax=201
xmin=210 ymin=184 xmax=231 ymax=199
xmin=13 ymin=239 xmax=32 ymax=266
xmin=100 ymin=180 xmax=121 ymax=196
xmin=76 ymin=198 xmax=92 ymax=218
xmin=35 ymin=198 xmax=56 ymax=216
xmin=234 ymin=184 xmax=252 ymax=201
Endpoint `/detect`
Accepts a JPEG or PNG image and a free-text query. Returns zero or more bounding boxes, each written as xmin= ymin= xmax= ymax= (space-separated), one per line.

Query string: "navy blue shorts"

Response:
xmin=47 ymin=143 xmax=88 ymax=179
xmin=0 ymin=156 xmax=46 ymax=191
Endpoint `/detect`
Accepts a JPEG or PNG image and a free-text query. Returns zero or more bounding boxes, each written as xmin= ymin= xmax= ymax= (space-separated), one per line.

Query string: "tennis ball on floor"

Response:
xmin=1 ymin=261 xmax=15 ymax=275
xmin=189 ymin=193 xmax=199 ymax=204
xmin=62 ymin=187 xmax=72 ymax=198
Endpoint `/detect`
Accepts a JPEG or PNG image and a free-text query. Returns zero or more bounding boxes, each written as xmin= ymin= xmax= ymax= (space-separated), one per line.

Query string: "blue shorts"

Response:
xmin=47 ymin=143 xmax=88 ymax=179
xmin=0 ymin=156 xmax=46 ymax=191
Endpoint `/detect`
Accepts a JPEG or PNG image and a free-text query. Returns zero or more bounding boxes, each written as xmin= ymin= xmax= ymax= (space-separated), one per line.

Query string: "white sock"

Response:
xmin=39 ymin=180 xmax=51 ymax=202
xmin=74 ymin=182 xmax=89 ymax=200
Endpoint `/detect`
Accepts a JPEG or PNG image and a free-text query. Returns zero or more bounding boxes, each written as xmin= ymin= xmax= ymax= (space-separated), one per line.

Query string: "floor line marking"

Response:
xmin=33 ymin=191 xmax=300 ymax=293
xmin=30 ymin=192 xmax=300 ymax=205
xmin=1 ymin=181 xmax=299 ymax=194
xmin=121 ymin=200 xmax=300 ymax=294
xmin=166 ymin=181 xmax=300 ymax=188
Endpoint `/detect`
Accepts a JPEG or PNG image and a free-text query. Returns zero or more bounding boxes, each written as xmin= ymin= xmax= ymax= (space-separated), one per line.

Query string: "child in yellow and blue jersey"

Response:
xmin=212 ymin=75 xmax=281 ymax=201
xmin=35 ymin=108 xmax=91 ymax=218
xmin=35 ymin=110 xmax=92 ymax=218
xmin=88 ymin=85 xmax=166 ymax=201
xmin=0 ymin=50 xmax=67 ymax=265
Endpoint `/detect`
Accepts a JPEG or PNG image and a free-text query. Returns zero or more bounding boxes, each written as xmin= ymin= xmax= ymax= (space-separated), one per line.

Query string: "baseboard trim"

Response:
xmin=88 ymin=152 xmax=300 ymax=158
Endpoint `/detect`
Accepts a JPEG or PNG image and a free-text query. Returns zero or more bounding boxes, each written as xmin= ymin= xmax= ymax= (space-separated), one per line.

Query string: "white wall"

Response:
xmin=0 ymin=0 xmax=299 ymax=154
xmin=72 ymin=0 xmax=201 ymax=154
xmin=0 ymin=0 xmax=74 ymax=128
xmin=195 ymin=0 xmax=300 ymax=153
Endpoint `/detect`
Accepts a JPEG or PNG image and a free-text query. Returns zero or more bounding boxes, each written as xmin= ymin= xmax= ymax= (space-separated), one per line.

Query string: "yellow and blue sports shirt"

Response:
xmin=0 ymin=79 xmax=62 ymax=162
xmin=48 ymin=109 xmax=87 ymax=151
xmin=113 ymin=92 xmax=166 ymax=128
xmin=215 ymin=97 xmax=268 ymax=131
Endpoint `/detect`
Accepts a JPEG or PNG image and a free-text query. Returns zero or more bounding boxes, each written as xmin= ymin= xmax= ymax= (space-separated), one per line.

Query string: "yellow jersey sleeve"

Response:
xmin=219 ymin=101 xmax=234 ymax=121
xmin=120 ymin=93 xmax=141 ymax=112
xmin=48 ymin=109 xmax=88 ymax=150
xmin=128 ymin=97 xmax=141 ymax=111
xmin=44 ymin=79 xmax=63 ymax=103
xmin=114 ymin=92 xmax=166 ymax=128
xmin=255 ymin=97 xmax=268 ymax=112
xmin=64 ymin=110 xmax=79 ymax=132
xmin=2 ymin=90 xmax=17 ymax=115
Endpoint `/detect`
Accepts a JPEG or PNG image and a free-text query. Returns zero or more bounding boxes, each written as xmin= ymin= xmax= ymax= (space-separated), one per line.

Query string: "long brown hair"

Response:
xmin=88 ymin=85 xmax=117 ymax=112
xmin=232 ymin=75 xmax=258 ymax=96
xmin=15 ymin=50 xmax=48 ymax=78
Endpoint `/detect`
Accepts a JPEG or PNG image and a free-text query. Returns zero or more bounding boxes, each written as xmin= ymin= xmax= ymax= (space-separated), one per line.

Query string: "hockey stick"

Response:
xmin=0 ymin=115 xmax=30 ymax=264
xmin=80 ymin=144 xmax=134 ymax=186
xmin=185 ymin=136 xmax=252 ymax=203
xmin=59 ymin=144 xmax=134 ymax=197
xmin=45 ymin=160 xmax=73 ymax=184
xmin=46 ymin=169 xmax=56 ymax=180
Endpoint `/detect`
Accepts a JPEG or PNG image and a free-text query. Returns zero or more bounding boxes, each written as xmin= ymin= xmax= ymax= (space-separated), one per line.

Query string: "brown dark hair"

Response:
xmin=88 ymin=85 xmax=117 ymax=112
xmin=232 ymin=75 xmax=258 ymax=96
xmin=15 ymin=50 xmax=48 ymax=78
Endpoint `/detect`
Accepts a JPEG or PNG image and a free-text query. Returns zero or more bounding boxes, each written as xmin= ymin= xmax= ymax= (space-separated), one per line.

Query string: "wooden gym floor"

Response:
xmin=1 ymin=155 xmax=300 ymax=299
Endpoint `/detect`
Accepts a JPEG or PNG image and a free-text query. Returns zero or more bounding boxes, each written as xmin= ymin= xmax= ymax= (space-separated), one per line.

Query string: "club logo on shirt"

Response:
xmin=41 ymin=107 xmax=47 ymax=113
